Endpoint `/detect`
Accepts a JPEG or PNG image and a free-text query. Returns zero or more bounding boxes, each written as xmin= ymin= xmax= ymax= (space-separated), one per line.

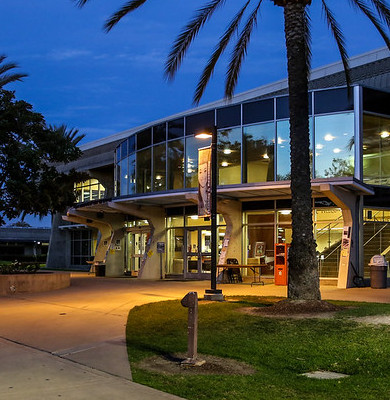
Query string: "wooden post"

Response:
xmin=180 ymin=291 xmax=205 ymax=366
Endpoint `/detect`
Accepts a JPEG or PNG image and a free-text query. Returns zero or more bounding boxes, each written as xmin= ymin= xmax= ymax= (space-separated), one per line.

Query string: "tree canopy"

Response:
xmin=0 ymin=89 xmax=87 ymax=225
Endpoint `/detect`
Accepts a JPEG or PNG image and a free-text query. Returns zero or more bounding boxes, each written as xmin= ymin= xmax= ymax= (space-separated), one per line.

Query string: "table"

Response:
xmin=218 ymin=264 xmax=266 ymax=286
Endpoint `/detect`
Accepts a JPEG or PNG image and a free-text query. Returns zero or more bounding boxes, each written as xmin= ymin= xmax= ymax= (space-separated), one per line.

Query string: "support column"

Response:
xmin=107 ymin=202 xmax=166 ymax=279
xmin=64 ymin=209 xmax=126 ymax=277
xmin=320 ymin=184 xmax=360 ymax=288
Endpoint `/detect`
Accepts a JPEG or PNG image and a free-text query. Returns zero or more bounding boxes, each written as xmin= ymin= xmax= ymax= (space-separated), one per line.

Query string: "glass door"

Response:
xmin=125 ymin=230 xmax=149 ymax=276
xmin=185 ymin=227 xmax=213 ymax=279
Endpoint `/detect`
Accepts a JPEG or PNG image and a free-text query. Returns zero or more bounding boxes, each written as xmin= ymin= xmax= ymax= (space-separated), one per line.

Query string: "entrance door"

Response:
xmin=185 ymin=228 xmax=212 ymax=279
xmin=125 ymin=230 xmax=149 ymax=276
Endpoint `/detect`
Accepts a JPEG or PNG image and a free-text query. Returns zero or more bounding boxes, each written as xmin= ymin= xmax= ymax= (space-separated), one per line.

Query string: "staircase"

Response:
xmin=363 ymin=222 xmax=390 ymax=277
xmin=318 ymin=240 xmax=341 ymax=278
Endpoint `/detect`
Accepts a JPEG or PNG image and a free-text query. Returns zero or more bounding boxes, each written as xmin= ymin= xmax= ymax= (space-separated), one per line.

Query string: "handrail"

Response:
xmin=322 ymin=242 xmax=341 ymax=261
xmin=363 ymin=223 xmax=389 ymax=247
xmin=316 ymin=214 xmax=344 ymax=240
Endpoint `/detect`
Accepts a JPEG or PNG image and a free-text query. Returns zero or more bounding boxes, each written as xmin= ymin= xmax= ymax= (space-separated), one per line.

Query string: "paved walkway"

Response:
xmin=0 ymin=273 xmax=389 ymax=399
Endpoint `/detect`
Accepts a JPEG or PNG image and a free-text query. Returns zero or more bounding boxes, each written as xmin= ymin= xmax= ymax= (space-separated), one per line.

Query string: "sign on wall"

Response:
xmin=198 ymin=146 xmax=211 ymax=217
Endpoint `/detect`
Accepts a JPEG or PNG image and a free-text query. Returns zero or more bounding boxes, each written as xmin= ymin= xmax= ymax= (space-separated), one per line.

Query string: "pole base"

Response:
xmin=204 ymin=289 xmax=224 ymax=301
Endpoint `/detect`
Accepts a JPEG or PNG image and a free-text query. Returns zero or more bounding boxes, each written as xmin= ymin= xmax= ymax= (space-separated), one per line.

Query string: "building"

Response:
xmin=47 ymin=47 xmax=390 ymax=288
xmin=0 ymin=227 xmax=50 ymax=262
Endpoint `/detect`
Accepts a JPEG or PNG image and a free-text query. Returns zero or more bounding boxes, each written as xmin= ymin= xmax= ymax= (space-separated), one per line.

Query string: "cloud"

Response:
xmin=48 ymin=49 xmax=92 ymax=61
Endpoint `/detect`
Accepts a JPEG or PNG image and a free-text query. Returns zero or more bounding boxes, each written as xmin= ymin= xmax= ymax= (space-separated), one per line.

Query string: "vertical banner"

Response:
xmin=198 ymin=146 xmax=211 ymax=217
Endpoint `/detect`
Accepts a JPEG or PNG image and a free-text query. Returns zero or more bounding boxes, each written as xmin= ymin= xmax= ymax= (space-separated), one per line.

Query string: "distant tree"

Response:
xmin=9 ymin=221 xmax=31 ymax=228
xmin=0 ymin=90 xmax=87 ymax=225
xmin=0 ymin=55 xmax=27 ymax=88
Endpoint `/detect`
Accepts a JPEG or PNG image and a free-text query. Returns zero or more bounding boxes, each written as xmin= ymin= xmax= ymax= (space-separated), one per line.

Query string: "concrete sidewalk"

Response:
xmin=0 ymin=273 xmax=389 ymax=399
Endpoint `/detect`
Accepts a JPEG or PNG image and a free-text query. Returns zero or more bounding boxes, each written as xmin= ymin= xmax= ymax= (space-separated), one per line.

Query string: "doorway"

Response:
xmin=185 ymin=227 xmax=212 ymax=279
xmin=125 ymin=228 xmax=150 ymax=276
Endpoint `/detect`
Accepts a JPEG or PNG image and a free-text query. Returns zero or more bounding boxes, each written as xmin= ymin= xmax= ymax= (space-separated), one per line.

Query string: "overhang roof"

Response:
xmin=72 ymin=177 xmax=374 ymax=216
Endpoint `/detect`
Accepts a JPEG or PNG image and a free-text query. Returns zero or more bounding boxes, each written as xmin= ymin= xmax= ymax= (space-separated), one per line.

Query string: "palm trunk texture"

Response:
xmin=283 ymin=2 xmax=321 ymax=300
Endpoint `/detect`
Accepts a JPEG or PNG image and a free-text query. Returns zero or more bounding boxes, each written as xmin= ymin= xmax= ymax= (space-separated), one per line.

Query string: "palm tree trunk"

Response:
xmin=283 ymin=2 xmax=321 ymax=300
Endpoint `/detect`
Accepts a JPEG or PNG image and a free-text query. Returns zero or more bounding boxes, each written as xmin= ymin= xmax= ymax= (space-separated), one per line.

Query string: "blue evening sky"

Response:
xmin=1 ymin=1 xmax=388 ymax=226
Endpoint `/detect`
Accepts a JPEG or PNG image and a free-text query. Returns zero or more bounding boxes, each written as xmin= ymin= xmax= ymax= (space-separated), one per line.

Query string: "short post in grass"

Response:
xmin=180 ymin=291 xmax=205 ymax=366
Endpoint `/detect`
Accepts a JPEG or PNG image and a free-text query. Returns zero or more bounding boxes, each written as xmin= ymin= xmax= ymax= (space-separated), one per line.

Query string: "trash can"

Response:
xmin=95 ymin=264 xmax=106 ymax=277
xmin=369 ymin=255 xmax=388 ymax=289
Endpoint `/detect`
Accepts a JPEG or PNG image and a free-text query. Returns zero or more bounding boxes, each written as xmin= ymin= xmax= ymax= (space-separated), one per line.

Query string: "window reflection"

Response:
xmin=218 ymin=127 xmax=242 ymax=185
xmin=243 ymin=122 xmax=275 ymax=183
xmin=167 ymin=139 xmax=184 ymax=190
xmin=136 ymin=148 xmax=151 ymax=193
xmin=153 ymin=143 xmax=166 ymax=191
xmin=276 ymin=120 xmax=290 ymax=180
xmin=363 ymin=114 xmax=390 ymax=185
xmin=314 ymin=113 xmax=354 ymax=178
xmin=185 ymin=135 xmax=211 ymax=188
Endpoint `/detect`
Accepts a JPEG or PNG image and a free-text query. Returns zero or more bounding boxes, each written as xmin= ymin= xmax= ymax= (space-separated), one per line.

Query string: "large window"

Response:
xmin=185 ymin=135 xmax=211 ymax=188
xmin=276 ymin=120 xmax=290 ymax=180
xmin=153 ymin=143 xmax=166 ymax=191
xmin=75 ymin=179 xmax=106 ymax=203
xmin=167 ymin=139 xmax=184 ymax=190
xmin=136 ymin=148 xmax=151 ymax=193
xmin=71 ymin=230 xmax=92 ymax=266
xmin=243 ymin=122 xmax=275 ymax=183
xmin=363 ymin=114 xmax=390 ymax=185
xmin=314 ymin=113 xmax=354 ymax=178
xmin=218 ymin=127 xmax=242 ymax=185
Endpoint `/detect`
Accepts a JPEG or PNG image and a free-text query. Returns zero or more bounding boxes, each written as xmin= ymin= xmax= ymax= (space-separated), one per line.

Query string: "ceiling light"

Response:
xmin=381 ymin=131 xmax=390 ymax=138
xmin=223 ymin=148 xmax=232 ymax=155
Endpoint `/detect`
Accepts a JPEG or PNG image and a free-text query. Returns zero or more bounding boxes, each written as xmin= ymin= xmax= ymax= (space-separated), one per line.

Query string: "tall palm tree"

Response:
xmin=76 ymin=0 xmax=390 ymax=300
xmin=0 ymin=55 xmax=27 ymax=88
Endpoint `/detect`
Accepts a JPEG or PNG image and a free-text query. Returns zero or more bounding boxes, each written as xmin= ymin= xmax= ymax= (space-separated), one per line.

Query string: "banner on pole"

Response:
xmin=198 ymin=146 xmax=211 ymax=217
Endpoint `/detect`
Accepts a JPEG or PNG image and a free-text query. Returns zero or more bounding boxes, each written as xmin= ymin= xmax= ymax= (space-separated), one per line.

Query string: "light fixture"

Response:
xmin=280 ymin=210 xmax=291 ymax=215
xmin=221 ymin=161 xmax=229 ymax=167
xmin=190 ymin=215 xmax=199 ymax=220
xmin=263 ymin=153 xmax=269 ymax=159
xmin=380 ymin=131 xmax=390 ymax=138
xmin=324 ymin=134 xmax=335 ymax=141
xmin=156 ymin=175 xmax=162 ymax=180
xmin=195 ymin=132 xmax=212 ymax=139
xmin=223 ymin=148 xmax=232 ymax=155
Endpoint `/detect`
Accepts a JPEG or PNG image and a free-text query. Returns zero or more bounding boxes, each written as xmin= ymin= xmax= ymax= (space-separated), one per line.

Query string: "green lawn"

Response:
xmin=126 ymin=297 xmax=390 ymax=400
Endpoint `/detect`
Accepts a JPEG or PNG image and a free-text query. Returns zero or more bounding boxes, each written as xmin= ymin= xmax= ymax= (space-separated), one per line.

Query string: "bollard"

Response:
xmin=180 ymin=291 xmax=205 ymax=366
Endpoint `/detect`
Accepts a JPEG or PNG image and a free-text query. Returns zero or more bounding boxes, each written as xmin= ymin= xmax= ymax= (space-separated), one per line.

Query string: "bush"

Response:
xmin=0 ymin=261 xmax=40 ymax=274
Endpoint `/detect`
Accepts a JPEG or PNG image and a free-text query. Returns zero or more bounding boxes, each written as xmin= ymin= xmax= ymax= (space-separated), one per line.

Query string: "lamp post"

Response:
xmin=196 ymin=125 xmax=224 ymax=301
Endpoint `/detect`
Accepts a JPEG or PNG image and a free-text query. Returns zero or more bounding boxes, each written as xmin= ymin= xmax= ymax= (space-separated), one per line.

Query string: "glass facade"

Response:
xmin=363 ymin=114 xmax=390 ymax=185
xmin=71 ymin=230 xmax=93 ymax=266
xmin=243 ymin=122 xmax=274 ymax=183
xmin=314 ymin=113 xmax=354 ymax=178
xmin=114 ymin=87 xmax=390 ymax=196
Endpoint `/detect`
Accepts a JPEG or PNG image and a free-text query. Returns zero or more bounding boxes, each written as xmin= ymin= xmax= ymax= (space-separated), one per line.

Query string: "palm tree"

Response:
xmin=0 ymin=55 xmax=27 ymax=88
xmin=76 ymin=0 xmax=390 ymax=300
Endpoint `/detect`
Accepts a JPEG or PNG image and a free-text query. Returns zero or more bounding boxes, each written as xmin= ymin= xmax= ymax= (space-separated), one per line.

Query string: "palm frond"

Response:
xmin=104 ymin=0 xmax=149 ymax=32
xmin=225 ymin=0 xmax=262 ymax=99
xmin=0 ymin=74 xmax=27 ymax=88
xmin=322 ymin=1 xmax=350 ymax=87
xmin=50 ymin=125 xmax=85 ymax=146
xmin=74 ymin=0 xmax=89 ymax=7
xmin=165 ymin=0 xmax=226 ymax=81
xmin=349 ymin=0 xmax=390 ymax=48
xmin=193 ymin=1 xmax=251 ymax=104
xmin=0 ymin=55 xmax=27 ymax=88
xmin=368 ymin=0 xmax=390 ymax=26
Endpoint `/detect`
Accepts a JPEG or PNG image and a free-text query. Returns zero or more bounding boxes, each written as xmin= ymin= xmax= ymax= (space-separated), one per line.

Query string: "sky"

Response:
xmin=1 ymin=0 xmax=389 ymax=227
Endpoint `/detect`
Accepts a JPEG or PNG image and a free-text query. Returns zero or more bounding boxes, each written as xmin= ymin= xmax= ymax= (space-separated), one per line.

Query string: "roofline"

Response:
xmin=80 ymin=46 xmax=390 ymax=152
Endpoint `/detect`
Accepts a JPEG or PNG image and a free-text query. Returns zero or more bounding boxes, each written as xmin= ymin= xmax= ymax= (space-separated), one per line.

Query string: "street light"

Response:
xmin=195 ymin=125 xmax=224 ymax=301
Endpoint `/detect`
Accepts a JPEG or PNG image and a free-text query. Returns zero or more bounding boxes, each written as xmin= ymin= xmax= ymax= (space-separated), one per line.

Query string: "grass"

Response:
xmin=126 ymin=297 xmax=390 ymax=400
